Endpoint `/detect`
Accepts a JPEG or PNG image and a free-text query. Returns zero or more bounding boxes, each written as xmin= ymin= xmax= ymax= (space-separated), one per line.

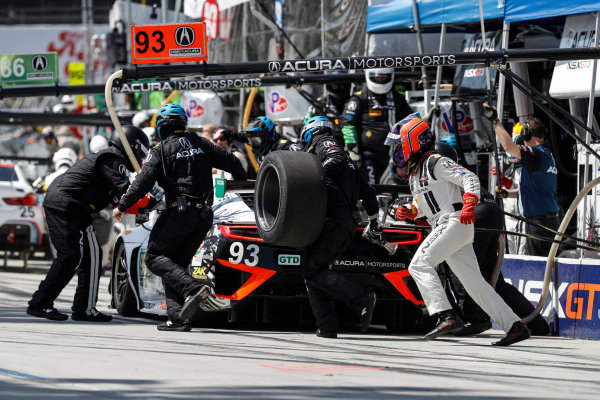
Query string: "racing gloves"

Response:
xmin=396 ymin=203 xmax=418 ymax=221
xmin=342 ymin=125 xmax=361 ymax=163
xmin=460 ymin=193 xmax=479 ymax=224
xmin=482 ymin=102 xmax=498 ymax=122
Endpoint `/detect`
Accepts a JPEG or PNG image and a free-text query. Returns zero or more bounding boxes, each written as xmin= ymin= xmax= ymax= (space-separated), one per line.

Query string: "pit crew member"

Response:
xmin=113 ymin=103 xmax=247 ymax=332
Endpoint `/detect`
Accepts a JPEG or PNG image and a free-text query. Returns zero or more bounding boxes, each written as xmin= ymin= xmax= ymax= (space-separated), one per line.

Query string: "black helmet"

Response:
xmin=109 ymin=125 xmax=150 ymax=172
xmin=155 ymin=103 xmax=187 ymax=140
xmin=434 ymin=141 xmax=458 ymax=163
xmin=242 ymin=116 xmax=276 ymax=157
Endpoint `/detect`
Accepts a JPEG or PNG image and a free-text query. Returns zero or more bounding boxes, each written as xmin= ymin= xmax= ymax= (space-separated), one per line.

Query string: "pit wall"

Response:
xmin=500 ymin=255 xmax=600 ymax=341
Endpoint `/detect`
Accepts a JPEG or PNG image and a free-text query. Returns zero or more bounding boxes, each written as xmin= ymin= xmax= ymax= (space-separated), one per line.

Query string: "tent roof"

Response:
xmin=367 ymin=0 xmax=600 ymax=33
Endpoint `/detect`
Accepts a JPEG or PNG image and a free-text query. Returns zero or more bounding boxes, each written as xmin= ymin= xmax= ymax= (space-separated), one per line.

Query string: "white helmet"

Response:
xmin=132 ymin=111 xmax=150 ymax=128
xmin=52 ymin=147 xmax=78 ymax=170
xmin=89 ymin=135 xmax=109 ymax=153
xmin=365 ymin=68 xmax=395 ymax=94
xmin=142 ymin=127 xmax=156 ymax=145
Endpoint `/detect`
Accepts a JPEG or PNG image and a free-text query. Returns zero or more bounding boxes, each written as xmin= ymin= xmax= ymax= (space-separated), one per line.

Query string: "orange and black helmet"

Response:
xmin=397 ymin=116 xmax=434 ymax=171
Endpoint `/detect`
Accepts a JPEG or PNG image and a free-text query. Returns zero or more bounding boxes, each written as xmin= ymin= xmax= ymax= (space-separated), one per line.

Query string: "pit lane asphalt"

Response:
xmin=1 ymin=264 xmax=599 ymax=400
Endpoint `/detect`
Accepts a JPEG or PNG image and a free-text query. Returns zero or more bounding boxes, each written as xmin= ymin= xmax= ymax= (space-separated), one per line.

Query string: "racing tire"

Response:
xmin=112 ymin=242 xmax=138 ymax=316
xmin=254 ymin=150 xmax=327 ymax=247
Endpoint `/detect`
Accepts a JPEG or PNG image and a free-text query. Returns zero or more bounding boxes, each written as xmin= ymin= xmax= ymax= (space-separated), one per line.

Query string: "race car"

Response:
xmin=109 ymin=180 xmax=433 ymax=331
xmin=0 ymin=163 xmax=48 ymax=260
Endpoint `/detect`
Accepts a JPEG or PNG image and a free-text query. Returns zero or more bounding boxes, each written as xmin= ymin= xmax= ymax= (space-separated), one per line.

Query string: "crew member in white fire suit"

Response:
xmin=388 ymin=115 xmax=531 ymax=346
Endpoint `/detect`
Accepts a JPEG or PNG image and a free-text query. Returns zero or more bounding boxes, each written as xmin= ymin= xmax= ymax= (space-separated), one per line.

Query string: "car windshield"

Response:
xmin=0 ymin=166 xmax=18 ymax=182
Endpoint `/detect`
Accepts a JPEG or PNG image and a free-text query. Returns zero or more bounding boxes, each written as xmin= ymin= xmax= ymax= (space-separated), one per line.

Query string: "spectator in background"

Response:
xmin=212 ymin=127 xmax=249 ymax=176
xmin=493 ymin=117 xmax=560 ymax=257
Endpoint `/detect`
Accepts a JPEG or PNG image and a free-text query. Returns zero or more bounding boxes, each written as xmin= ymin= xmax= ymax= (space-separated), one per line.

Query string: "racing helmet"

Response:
xmin=397 ymin=116 xmax=434 ymax=172
xmin=300 ymin=116 xmax=334 ymax=151
xmin=242 ymin=116 xmax=276 ymax=157
xmin=325 ymin=69 xmax=350 ymax=99
xmin=155 ymin=103 xmax=187 ymax=140
xmin=89 ymin=135 xmax=109 ymax=153
xmin=132 ymin=111 xmax=150 ymax=128
xmin=52 ymin=147 xmax=78 ymax=170
xmin=109 ymin=125 xmax=150 ymax=172
xmin=365 ymin=68 xmax=394 ymax=94
xmin=435 ymin=141 xmax=458 ymax=163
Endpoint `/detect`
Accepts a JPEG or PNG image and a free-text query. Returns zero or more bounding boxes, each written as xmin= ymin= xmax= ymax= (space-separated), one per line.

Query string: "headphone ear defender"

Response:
xmin=522 ymin=122 xmax=532 ymax=141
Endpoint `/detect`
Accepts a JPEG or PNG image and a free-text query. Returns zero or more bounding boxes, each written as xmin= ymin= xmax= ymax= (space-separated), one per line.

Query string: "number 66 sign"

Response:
xmin=130 ymin=23 xmax=208 ymax=64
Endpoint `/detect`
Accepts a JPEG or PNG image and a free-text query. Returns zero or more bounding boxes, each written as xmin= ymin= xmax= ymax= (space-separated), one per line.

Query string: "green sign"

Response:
xmin=0 ymin=52 xmax=59 ymax=85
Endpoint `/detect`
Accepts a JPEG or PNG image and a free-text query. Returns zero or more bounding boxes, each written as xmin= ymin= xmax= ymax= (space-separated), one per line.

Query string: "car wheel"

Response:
xmin=112 ymin=243 xmax=138 ymax=316
xmin=254 ymin=150 xmax=327 ymax=247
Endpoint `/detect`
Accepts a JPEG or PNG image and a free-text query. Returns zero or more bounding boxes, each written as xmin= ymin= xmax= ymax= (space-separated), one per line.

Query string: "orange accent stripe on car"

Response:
xmin=218 ymin=225 xmax=264 ymax=243
xmin=383 ymin=269 xmax=424 ymax=305
xmin=214 ymin=258 xmax=276 ymax=301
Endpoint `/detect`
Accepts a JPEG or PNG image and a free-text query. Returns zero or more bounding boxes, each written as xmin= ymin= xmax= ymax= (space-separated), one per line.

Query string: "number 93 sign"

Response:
xmin=131 ymin=23 xmax=208 ymax=64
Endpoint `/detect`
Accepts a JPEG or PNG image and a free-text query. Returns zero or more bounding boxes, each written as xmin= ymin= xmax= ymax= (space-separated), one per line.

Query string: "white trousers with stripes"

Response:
xmin=408 ymin=212 xmax=520 ymax=333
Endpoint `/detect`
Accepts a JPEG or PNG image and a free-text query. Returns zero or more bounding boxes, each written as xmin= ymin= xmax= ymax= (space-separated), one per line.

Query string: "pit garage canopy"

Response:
xmin=367 ymin=0 xmax=600 ymax=33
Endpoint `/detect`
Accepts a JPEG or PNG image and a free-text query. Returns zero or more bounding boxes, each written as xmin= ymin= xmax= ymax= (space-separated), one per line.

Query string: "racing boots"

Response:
xmin=316 ymin=329 xmax=337 ymax=339
xmin=424 ymin=310 xmax=464 ymax=340
xmin=71 ymin=307 xmax=113 ymax=322
xmin=451 ymin=319 xmax=492 ymax=336
xmin=157 ymin=319 xmax=191 ymax=332
xmin=26 ymin=306 xmax=68 ymax=321
xmin=492 ymin=321 xmax=531 ymax=346
xmin=179 ymin=285 xmax=214 ymax=321
xmin=359 ymin=291 xmax=377 ymax=332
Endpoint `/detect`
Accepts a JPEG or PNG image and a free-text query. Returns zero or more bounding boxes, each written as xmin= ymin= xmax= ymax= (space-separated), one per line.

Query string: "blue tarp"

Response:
xmin=505 ymin=0 xmax=600 ymax=22
xmin=367 ymin=0 xmax=600 ymax=33
xmin=367 ymin=0 xmax=504 ymax=33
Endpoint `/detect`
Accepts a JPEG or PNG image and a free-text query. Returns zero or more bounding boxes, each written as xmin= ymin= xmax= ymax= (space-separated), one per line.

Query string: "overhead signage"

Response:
xmin=549 ymin=13 xmax=600 ymax=98
xmin=113 ymin=77 xmax=262 ymax=93
xmin=0 ymin=52 xmax=58 ymax=85
xmin=131 ymin=23 xmax=208 ymax=64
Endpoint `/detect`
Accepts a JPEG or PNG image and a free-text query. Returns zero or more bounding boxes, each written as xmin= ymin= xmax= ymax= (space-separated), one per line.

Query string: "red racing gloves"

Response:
xmin=460 ymin=192 xmax=479 ymax=224
xmin=489 ymin=166 xmax=513 ymax=188
xmin=396 ymin=203 xmax=418 ymax=221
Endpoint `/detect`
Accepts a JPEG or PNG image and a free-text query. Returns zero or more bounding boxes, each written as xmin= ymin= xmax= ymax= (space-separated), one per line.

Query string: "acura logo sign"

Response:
xmin=32 ymin=55 xmax=48 ymax=71
xmin=175 ymin=26 xmax=195 ymax=47
xmin=269 ymin=61 xmax=282 ymax=72
xmin=179 ymin=137 xmax=192 ymax=149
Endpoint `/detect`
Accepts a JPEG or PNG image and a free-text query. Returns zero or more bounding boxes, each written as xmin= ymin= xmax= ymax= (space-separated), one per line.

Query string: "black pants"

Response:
xmin=303 ymin=219 xmax=368 ymax=333
xmin=525 ymin=214 xmax=560 ymax=257
xmin=446 ymin=201 xmax=549 ymax=335
xmin=145 ymin=207 xmax=213 ymax=322
xmin=29 ymin=206 xmax=102 ymax=314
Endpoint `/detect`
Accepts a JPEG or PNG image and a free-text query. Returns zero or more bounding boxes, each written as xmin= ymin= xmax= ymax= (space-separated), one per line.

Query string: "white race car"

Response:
xmin=0 ymin=163 xmax=48 ymax=260
xmin=109 ymin=178 xmax=433 ymax=331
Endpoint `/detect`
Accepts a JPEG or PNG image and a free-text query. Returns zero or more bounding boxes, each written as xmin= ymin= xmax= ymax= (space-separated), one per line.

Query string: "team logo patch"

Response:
xmin=323 ymin=140 xmax=336 ymax=148
xmin=118 ymin=164 xmax=127 ymax=175
xmin=179 ymin=137 xmax=192 ymax=149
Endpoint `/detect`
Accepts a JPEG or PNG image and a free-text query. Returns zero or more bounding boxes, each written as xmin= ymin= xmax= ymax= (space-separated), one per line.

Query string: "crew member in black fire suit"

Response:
xmin=303 ymin=70 xmax=352 ymax=142
xmin=28 ymin=125 xmax=151 ymax=322
xmin=300 ymin=116 xmax=379 ymax=338
xmin=113 ymin=103 xmax=247 ymax=332
xmin=242 ymin=116 xmax=302 ymax=160
xmin=433 ymin=141 xmax=550 ymax=336
xmin=342 ymin=68 xmax=413 ymax=184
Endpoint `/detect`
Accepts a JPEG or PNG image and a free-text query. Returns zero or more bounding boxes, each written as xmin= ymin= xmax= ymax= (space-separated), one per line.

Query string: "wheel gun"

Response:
xmin=362 ymin=217 xmax=398 ymax=255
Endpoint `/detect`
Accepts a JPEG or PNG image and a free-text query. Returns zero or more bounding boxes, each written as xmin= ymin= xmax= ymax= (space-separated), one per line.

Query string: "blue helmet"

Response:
xmin=300 ymin=116 xmax=334 ymax=151
xmin=440 ymin=134 xmax=457 ymax=148
xmin=155 ymin=103 xmax=187 ymax=140
xmin=242 ymin=116 xmax=276 ymax=157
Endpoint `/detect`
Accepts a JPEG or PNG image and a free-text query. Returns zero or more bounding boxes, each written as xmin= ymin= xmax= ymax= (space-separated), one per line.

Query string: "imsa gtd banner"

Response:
xmin=501 ymin=255 xmax=600 ymax=341
xmin=549 ymin=13 xmax=600 ymax=99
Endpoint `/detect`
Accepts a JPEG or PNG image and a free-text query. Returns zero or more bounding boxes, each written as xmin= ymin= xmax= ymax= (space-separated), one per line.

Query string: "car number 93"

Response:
xmin=228 ymin=241 xmax=259 ymax=267
xmin=19 ymin=206 xmax=35 ymax=218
